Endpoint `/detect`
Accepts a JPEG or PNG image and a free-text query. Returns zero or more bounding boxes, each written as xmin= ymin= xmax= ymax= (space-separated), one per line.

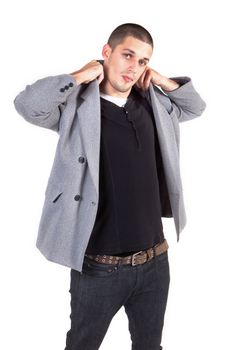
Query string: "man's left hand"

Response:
xmin=136 ymin=67 xmax=180 ymax=92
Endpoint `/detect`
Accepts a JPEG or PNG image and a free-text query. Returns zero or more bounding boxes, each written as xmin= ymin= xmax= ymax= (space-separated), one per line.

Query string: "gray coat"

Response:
xmin=14 ymin=74 xmax=206 ymax=272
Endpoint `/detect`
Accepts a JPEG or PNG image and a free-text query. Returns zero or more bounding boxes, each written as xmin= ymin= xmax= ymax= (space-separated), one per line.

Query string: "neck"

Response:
xmin=100 ymin=80 xmax=131 ymax=98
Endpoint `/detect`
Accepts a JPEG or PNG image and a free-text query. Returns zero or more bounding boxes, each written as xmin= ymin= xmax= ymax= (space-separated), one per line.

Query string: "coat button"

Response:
xmin=78 ymin=156 xmax=85 ymax=163
xmin=64 ymin=85 xmax=69 ymax=90
xmin=60 ymin=88 xmax=65 ymax=92
xmin=74 ymin=194 xmax=81 ymax=201
xmin=69 ymin=82 xmax=74 ymax=87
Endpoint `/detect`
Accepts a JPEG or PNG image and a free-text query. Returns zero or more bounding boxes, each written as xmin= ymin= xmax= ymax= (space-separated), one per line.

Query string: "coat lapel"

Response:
xmin=78 ymin=80 xmax=101 ymax=194
xmin=149 ymin=84 xmax=180 ymax=191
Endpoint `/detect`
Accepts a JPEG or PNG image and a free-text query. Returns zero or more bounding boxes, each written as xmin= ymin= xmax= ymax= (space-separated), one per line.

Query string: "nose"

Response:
xmin=127 ymin=58 xmax=138 ymax=73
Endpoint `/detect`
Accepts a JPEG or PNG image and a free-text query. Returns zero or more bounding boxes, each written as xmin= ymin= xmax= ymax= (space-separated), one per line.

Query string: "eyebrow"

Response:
xmin=122 ymin=48 xmax=150 ymax=62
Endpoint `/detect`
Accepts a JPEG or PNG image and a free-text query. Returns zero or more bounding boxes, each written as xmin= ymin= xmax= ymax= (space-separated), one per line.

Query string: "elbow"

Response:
xmin=179 ymin=99 xmax=207 ymax=122
xmin=188 ymin=102 xmax=206 ymax=120
xmin=190 ymin=98 xmax=207 ymax=118
xmin=13 ymin=95 xmax=25 ymax=117
xmin=197 ymin=99 xmax=207 ymax=116
xmin=13 ymin=95 xmax=32 ymax=121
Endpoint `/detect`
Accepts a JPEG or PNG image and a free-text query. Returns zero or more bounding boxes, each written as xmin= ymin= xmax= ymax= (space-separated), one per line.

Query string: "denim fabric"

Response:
xmin=64 ymin=251 xmax=170 ymax=350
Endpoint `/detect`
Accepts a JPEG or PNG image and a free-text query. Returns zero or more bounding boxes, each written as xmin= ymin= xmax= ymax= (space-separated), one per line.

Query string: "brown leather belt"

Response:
xmin=85 ymin=239 xmax=169 ymax=266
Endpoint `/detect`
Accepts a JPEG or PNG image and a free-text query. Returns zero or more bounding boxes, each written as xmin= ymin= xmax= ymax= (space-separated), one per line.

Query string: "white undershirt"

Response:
xmin=100 ymin=92 xmax=127 ymax=107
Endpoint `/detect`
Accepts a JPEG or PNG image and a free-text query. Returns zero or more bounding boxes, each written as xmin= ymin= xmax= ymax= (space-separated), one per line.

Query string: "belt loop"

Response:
xmin=147 ymin=248 xmax=153 ymax=260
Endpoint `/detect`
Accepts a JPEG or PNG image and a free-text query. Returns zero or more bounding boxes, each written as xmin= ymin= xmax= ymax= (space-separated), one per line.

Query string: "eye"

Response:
xmin=139 ymin=59 xmax=147 ymax=66
xmin=123 ymin=53 xmax=132 ymax=59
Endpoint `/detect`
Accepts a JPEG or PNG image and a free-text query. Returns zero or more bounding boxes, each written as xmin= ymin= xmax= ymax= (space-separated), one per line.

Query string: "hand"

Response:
xmin=69 ymin=60 xmax=104 ymax=85
xmin=136 ymin=67 xmax=180 ymax=91
xmin=136 ymin=67 xmax=163 ymax=90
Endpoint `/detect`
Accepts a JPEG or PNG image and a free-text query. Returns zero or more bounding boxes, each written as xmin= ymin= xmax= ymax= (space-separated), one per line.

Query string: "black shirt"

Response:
xmin=85 ymin=87 xmax=164 ymax=256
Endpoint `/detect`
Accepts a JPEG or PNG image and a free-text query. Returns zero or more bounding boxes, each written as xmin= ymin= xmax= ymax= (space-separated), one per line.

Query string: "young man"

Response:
xmin=14 ymin=23 xmax=206 ymax=350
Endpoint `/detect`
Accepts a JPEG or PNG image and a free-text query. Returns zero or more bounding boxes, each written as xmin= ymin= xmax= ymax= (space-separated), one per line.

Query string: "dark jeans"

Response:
xmin=64 ymin=251 xmax=170 ymax=350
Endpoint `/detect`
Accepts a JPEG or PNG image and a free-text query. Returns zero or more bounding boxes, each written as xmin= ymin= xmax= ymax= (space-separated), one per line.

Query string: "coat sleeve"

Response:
xmin=13 ymin=74 xmax=78 ymax=132
xmin=154 ymin=77 xmax=206 ymax=122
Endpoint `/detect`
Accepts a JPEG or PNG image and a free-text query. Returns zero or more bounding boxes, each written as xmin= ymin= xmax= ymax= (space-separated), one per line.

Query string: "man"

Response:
xmin=14 ymin=23 xmax=206 ymax=350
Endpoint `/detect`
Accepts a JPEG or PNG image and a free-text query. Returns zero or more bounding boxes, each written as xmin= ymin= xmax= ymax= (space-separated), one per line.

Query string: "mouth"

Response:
xmin=122 ymin=75 xmax=134 ymax=83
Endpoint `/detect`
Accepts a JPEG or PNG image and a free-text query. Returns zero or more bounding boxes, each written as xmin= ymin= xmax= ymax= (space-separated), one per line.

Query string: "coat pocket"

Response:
xmin=52 ymin=192 xmax=63 ymax=203
xmin=45 ymin=184 xmax=63 ymax=203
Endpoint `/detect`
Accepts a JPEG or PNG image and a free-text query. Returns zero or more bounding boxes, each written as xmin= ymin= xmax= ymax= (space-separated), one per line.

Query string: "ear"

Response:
xmin=102 ymin=44 xmax=112 ymax=59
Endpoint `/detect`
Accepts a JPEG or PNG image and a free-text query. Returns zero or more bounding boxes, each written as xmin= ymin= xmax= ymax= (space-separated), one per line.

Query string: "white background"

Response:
xmin=1 ymin=0 xmax=233 ymax=349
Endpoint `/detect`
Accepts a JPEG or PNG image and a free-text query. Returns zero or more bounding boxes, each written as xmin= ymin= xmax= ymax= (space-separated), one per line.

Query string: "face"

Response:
xmin=101 ymin=36 xmax=153 ymax=97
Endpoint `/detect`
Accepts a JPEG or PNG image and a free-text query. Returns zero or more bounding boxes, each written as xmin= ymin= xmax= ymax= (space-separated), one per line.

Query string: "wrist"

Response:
xmin=158 ymin=76 xmax=180 ymax=92
xmin=69 ymin=71 xmax=84 ymax=85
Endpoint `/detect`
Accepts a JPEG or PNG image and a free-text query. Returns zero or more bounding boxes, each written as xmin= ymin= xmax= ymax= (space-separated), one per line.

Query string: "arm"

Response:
xmin=13 ymin=61 xmax=104 ymax=132
xmin=13 ymin=74 xmax=78 ymax=132
xmin=138 ymin=68 xmax=206 ymax=122
xmin=161 ymin=76 xmax=206 ymax=122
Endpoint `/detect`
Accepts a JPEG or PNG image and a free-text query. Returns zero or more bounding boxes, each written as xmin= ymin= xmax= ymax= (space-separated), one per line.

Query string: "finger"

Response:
xmin=137 ymin=70 xmax=147 ymax=89
xmin=143 ymin=70 xmax=152 ymax=90
xmin=97 ymin=70 xmax=104 ymax=84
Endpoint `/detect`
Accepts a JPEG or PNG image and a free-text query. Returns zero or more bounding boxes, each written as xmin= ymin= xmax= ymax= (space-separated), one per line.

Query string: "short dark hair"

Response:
xmin=107 ymin=23 xmax=153 ymax=50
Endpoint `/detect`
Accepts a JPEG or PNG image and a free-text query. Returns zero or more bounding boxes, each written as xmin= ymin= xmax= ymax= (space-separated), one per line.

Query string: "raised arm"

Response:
xmin=13 ymin=60 xmax=104 ymax=132
xmin=137 ymin=67 xmax=206 ymax=122
xmin=13 ymin=74 xmax=78 ymax=132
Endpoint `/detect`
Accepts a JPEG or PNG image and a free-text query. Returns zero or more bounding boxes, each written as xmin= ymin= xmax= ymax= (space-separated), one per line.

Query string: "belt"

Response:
xmin=85 ymin=239 xmax=169 ymax=267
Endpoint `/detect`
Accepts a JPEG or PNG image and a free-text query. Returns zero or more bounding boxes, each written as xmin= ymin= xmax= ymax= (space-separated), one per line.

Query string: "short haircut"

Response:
xmin=107 ymin=23 xmax=154 ymax=50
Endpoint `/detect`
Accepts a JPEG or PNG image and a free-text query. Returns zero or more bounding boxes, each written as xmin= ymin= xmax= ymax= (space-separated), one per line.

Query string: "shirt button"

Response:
xmin=78 ymin=156 xmax=85 ymax=163
xmin=91 ymin=201 xmax=96 ymax=205
xmin=74 ymin=194 xmax=81 ymax=201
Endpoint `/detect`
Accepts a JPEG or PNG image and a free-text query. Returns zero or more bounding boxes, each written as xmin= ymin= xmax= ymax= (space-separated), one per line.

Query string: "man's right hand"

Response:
xmin=69 ymin=60 xmax=104 ymax=85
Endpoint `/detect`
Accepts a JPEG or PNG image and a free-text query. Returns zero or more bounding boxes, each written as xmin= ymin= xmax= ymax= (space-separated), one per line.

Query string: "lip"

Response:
xmin=122 ymin=75 xmax=134 ymax=83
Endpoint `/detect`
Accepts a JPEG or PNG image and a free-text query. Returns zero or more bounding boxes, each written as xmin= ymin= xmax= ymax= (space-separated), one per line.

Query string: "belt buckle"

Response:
xmin=131 ymin=251 xmax=143 ymax=266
